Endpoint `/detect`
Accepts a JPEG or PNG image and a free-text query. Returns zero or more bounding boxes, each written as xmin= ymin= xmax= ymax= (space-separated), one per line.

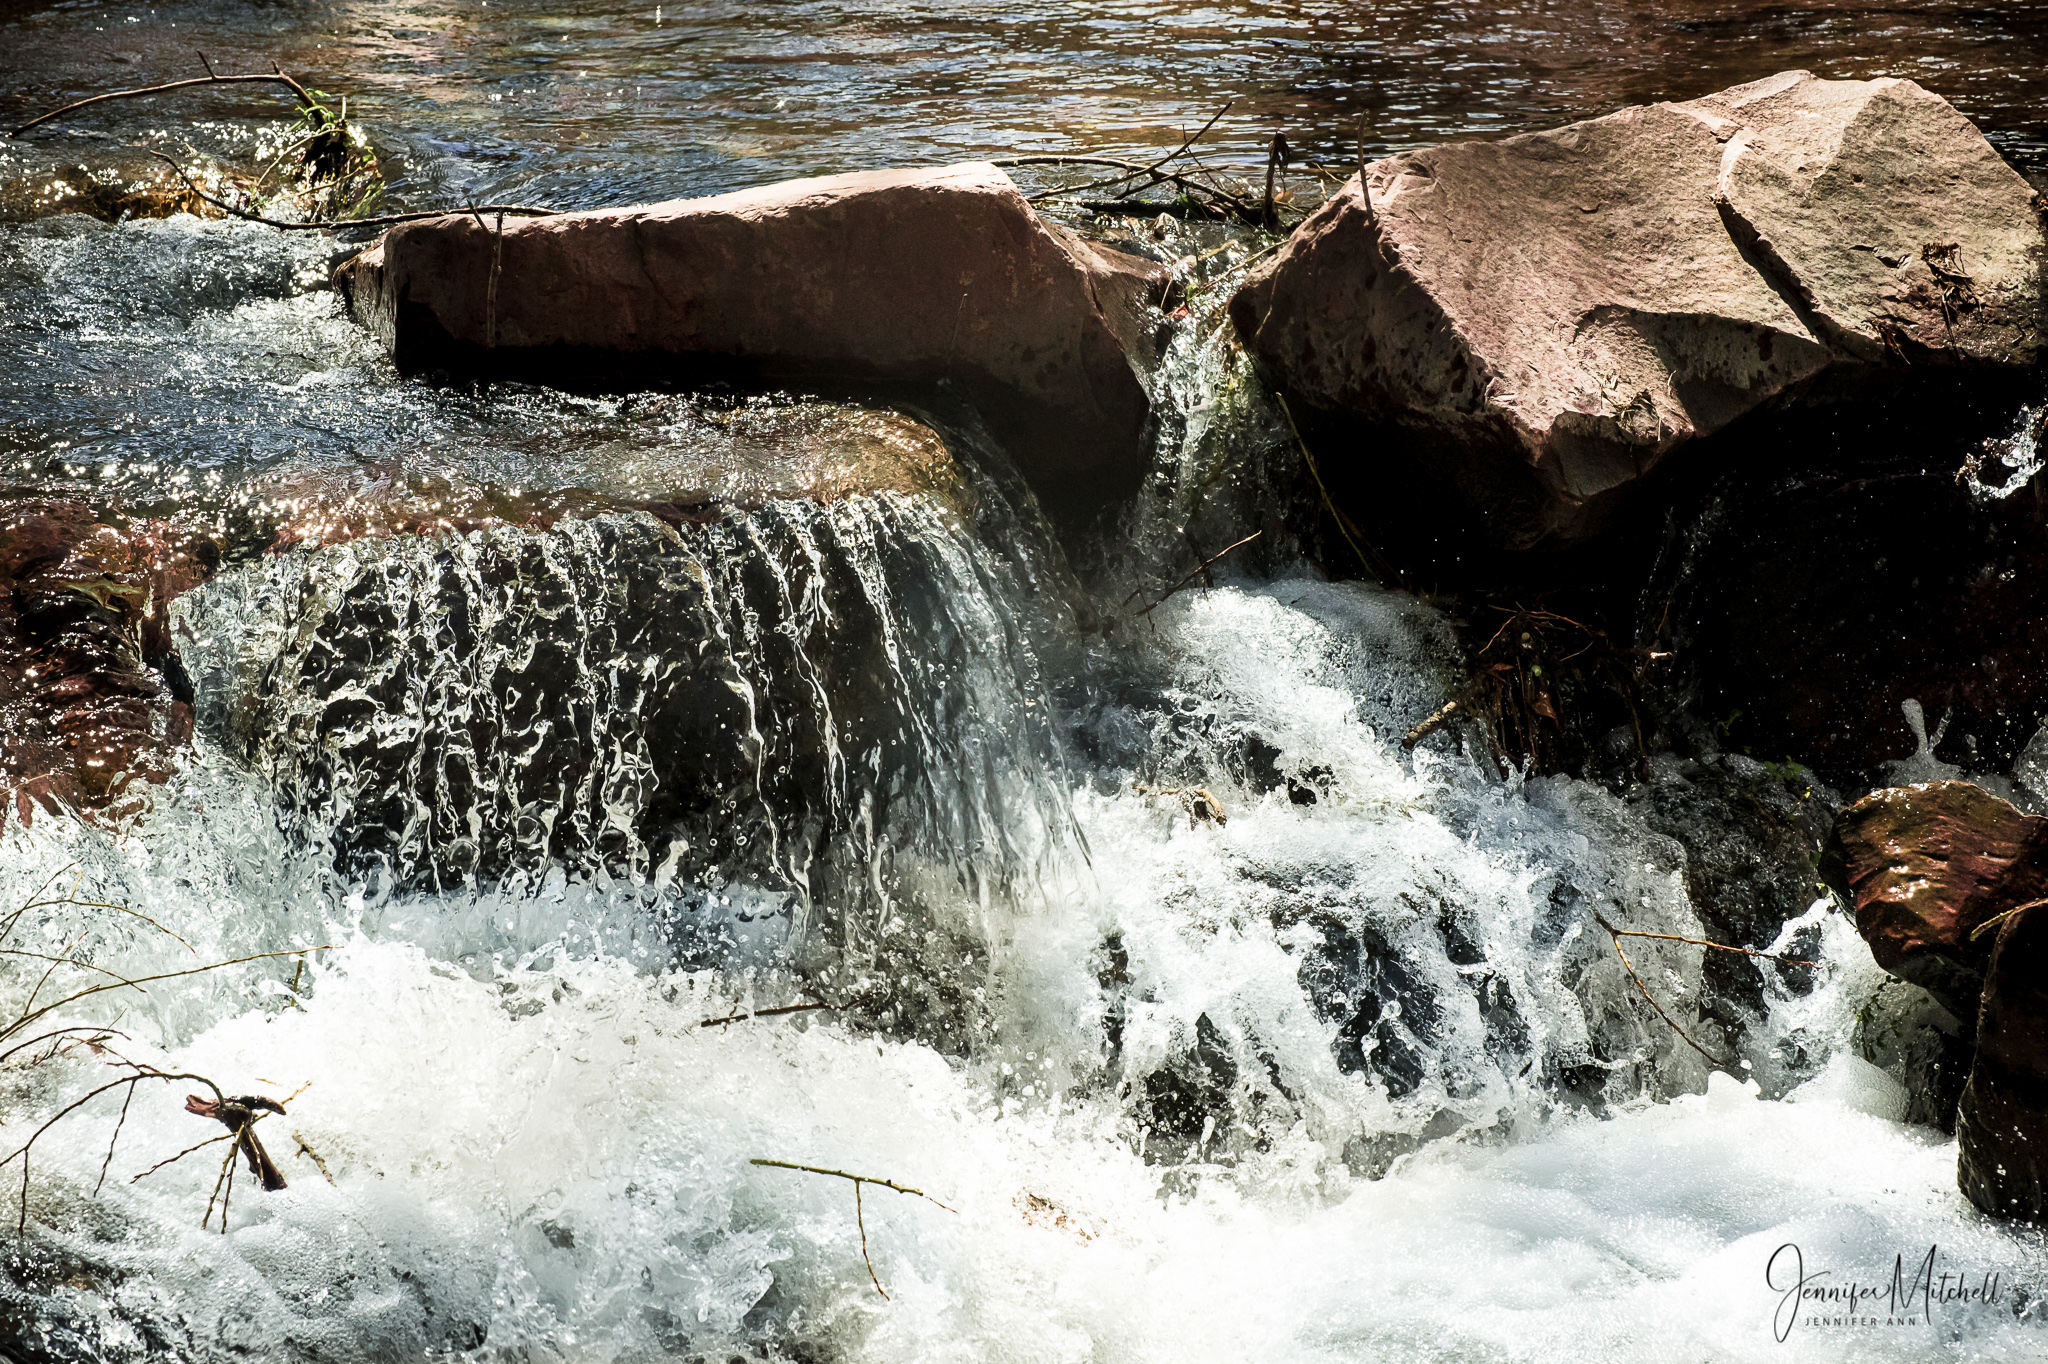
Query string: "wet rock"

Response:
xmin=1229 ymin=70 xmax=2045 ymax=550
xmin=1957 ymin=902 xmax=2048 ymax=1219
xmin=335 ymin=163 xmax=1172 ymax=522
xmin=1664 ymin=451 xmax=2048 ymax=774
xmin=0 ymin=499 xmax=219 ymax=825
xmin=1834 ymin=780 xmax=2048 ymax=1022
xmin=1628 ymin=754 xmax=1835 ymax=1052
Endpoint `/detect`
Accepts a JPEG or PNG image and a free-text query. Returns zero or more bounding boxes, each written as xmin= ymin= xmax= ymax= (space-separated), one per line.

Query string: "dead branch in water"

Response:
xmin=1592 ymin=913 xmax=1734 ymax=1072
xmin=1131 ymin=530 xmax=1263 ymax=618
xmin=0 ymin=873 xmax=329 ymax=1236
xmin=697 ymin=1001 xmax=836 ymax=1028
xmin=11 ymin=62 xmax=320 ymax=138
xmin=749 ymin=1158 xmax=958 ymax=1299
xmin=1591 ymin=912 xmax=1815 ymax=1076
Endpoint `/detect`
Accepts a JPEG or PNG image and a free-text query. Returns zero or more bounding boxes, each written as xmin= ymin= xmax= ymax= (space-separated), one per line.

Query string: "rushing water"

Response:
xmin=7 ymin=2 xmax=2048 ymax=1361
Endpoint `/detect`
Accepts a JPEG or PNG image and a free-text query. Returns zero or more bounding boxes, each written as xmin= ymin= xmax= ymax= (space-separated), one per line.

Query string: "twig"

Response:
xmin=1132 ymin=531 xmax=1262 ymax=617
xmin=1592 ymin=913 xmax=1735 ymax=1071
xmin=129 ymin=1130 xmax=234 ymax=1184
xmin=92 ymin=1083 xmax=135 ymax=1197
xmin=1023 ymin=102 xmax=1232 ymax=204
xmin=1402 ymin=698 xmax=1461 ymax=750
xmin=1608 ymin=926 xmax=1816 ymax=967
xmin=292 ymin=1131 xmax=336 ymax=1185
xmin=1275 ymin=393 xmax=1395 ymax=583
xmin=1262 ymin=132 xmax=1286 ymax=229
xmin=148 ymin=152 xmax=557 ymax=232
xmin=697 ymin=1002 xmax=836 ymax=1028
xmin=749 ymin=1158 xmax=958 ymax=1299
xmin=1970 ymin=898 xmax=2048 ymax=943
xmin=12 ymin=68 xmax=317 ymax=138
xmin=992 ymin=155 xmax=1266 ymax=220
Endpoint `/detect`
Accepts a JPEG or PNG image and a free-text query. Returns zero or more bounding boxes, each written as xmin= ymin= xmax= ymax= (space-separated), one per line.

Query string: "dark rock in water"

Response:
xmin=1229 ymin=70 xmax=2045 ymax=551
xmin=1628 ymin=754 xmax=1835 ymax=1048
xmin=1834 ymin=780 xmax=2048 ymax=1023
xmin=1664 ymin=450 xmax=2048 ymax=774
xmin=1958 ymin=903 xmax=2048 ymax=1219
xmin=0 ymin=499 xmax=219 ymax=826
xmin=334 ymin=162 xmax=1172 ymax=523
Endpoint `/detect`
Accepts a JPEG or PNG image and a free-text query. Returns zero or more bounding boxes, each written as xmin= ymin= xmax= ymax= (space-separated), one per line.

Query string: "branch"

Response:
xmin=1131 ymin=531 xmax=1262 ymax=618
xmin=750 ymin=1157 xmax=958 ymax=1299
xmin=697 ymin=1002 xmax=836 ymax=1028
xmin=1022 ymin=102 xmax=1232 ymax=204
xmin=1592 ymin=913 xmax=1735 ymax=1072
xmin=12 ymin=69 xmax=318 ymax=138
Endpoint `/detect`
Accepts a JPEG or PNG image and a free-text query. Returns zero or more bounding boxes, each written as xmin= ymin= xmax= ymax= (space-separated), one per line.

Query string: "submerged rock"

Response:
xmin=335 ymin=163 xmax=1172 ymax=522
xmin=0 ymin=499 xmax=220 ymax=825
xmin=1230 ymin=70 xmax=2046 ymax=550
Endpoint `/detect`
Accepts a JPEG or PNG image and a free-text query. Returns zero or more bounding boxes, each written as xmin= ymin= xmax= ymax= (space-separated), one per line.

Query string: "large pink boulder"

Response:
xmin=1230 ymin=71 xmax=2047 ymax=550
xmin=336 ymin=163 xmax=1171 ymax=518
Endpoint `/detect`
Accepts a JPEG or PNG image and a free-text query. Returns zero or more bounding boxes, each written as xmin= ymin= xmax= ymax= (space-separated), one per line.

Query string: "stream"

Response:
xmin=5 ymin=2 xmax=2048 ymax=1361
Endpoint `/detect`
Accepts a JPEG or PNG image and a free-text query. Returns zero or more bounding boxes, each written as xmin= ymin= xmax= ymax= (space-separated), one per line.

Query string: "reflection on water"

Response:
xmin=3 ymin=0 xmax=2046 ymax=218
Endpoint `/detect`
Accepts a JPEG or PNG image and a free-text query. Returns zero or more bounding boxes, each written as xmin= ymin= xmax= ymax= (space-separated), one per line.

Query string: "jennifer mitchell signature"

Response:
xmin=1767 ymin=1243 xmax=2003 ymax=1341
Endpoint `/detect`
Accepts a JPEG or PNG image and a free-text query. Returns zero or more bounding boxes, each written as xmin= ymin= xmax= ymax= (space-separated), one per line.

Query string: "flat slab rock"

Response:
xmin=1231 ymin=70 xmax=2048 ymax=549
xmin=336 ymin=162 xmax=1170 ymax=520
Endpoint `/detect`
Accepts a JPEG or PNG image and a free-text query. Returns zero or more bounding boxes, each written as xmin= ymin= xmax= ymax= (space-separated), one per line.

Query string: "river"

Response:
xmin=3 ymin=2 xmax=2047 ymax=1360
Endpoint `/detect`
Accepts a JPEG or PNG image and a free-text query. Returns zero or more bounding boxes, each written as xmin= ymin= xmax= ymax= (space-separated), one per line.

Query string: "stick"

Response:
xmin=1133 ymin=531 xmax=1262 ymax=617
xmin=1275 ymin=393 xmax=1393 ymax=583
xmin=750 ymin=1158 xmax=957 ymax=1298
xmin=1592 ymin=914 xmax=1735 ymax=1071
xmin=697 ymin=1002 xmax=835 ymax=1028
xmin=1024 ymin=102 xmax=1233 ymax=204
xmin=129 ymin=1131 xmax=234 ymax=1184
xmin=12 ymin=69 xmax=317 ymax=138
xmin=147 ymin=152 xmax=557 ymax=232
xmin=1969 ymin=897 xmax=2048 ymax=942
xmin=991 ymin=155 xmax=1264 ymax=218
xmin=1401 ymin=698 xmax=1461 ymax=750
xmin=292 ymin=1132 xmax=336 ymax=1185
xmin=1262 ymin=132 xmax=1285 ymax=229
xmin=92 ymin=1083 xmax=135 ymax=1197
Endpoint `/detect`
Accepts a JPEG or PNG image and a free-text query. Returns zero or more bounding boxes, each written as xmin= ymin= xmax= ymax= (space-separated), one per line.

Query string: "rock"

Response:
xmin=1662 ymin=446 xmax=2048 ymax=773
xmin=1834 ymin=780 xmax=2048 ymax=1021
xmin=1230 ymin=71 xmax=2047 ymax=550
xmin=1957 ymin=901 xmax=2048 ymax=1218
xmin=0 ymin=500 xmax=220 ymax=826
xmin=335 ymin=163 xmax=1172 ymax=521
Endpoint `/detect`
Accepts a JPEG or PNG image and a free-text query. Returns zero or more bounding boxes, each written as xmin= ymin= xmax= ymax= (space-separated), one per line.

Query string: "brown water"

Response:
xmin=5 ymin=0 xmax=2048 ymax=214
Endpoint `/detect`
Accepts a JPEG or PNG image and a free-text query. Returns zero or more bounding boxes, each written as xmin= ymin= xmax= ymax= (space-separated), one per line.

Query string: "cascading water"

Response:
xmin=7 ymin=200 xmax=2041 ymax=1358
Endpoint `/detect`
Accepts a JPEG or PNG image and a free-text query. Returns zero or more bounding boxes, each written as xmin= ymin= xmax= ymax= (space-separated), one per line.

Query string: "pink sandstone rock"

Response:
xmin=336 ymin=162 xmax=1171 ymax=519
xmin=1230 ymin=71 xmax=2047 ymax=550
